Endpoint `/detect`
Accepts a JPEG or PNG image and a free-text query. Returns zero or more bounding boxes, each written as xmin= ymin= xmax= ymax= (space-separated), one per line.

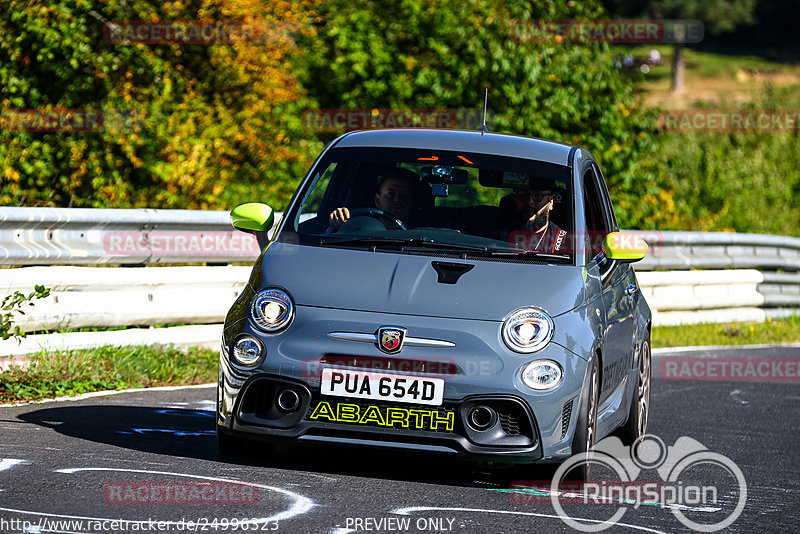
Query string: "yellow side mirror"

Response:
xmin=603 ymin=232 xmax=648 ymax=263
xmin=230 ymin=203 xmax=274 ymax=233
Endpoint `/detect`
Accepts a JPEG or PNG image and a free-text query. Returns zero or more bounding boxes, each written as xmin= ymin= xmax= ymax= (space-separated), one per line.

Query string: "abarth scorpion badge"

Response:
xmin=377 ymin=326 xmax=407 ymax=354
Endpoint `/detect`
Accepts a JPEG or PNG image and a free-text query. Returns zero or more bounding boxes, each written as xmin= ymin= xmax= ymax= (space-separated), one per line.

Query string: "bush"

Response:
xmin=0 ymin=0 xmax=318 ymax=211
xmin=656 ymin=85 xmax=800 ymax=235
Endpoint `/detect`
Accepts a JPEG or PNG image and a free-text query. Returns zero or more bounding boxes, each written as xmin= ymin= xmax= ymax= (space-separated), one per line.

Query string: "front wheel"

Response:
xmin=617 ymin=335 xmax=651 ymax=444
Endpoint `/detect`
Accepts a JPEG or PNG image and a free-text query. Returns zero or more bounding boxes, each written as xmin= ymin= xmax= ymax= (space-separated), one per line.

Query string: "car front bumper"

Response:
xmin=219 ymin=305 xmax=590 ymax=462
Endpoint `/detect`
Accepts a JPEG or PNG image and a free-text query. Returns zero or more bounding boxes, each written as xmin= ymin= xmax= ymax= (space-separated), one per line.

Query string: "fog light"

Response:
xmin=232 ymin=336 xmax=263 ymax=366
xmin=521 ymin=360 xmax=563 ymax=391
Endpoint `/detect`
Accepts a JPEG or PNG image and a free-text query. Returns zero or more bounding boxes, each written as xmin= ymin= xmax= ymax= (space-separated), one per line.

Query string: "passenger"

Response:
xmin=328 ymin=168 xmax=418 ymax=231
xmin=500 ymin=181 xmax=567 ymax=253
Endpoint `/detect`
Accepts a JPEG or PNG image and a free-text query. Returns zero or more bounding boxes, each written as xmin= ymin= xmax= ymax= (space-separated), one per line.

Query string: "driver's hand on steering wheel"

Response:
xmin=328 ymin=207 xmax=351 ymax=230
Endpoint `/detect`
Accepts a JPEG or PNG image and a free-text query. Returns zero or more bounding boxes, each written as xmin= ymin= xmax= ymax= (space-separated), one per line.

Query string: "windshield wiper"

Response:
xmin=318 ymin=236 xmax=492 ymax=253
xmin=491 ymin=249 xmax=570 ymax=260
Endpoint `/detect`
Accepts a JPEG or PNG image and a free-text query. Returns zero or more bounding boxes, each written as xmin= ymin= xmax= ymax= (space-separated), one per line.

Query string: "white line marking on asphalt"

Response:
xmin=0 ymin=459 xmax=28 ymax=472
xmin=652 ymin=343 xmax=800 ymax=355
xmin=391 ymin=506 xmax=669 ymax=534
xmin=729 ymin=389 xmax=750 ymax=405
xmin=0 ymin=466 xmax=317 ymax=526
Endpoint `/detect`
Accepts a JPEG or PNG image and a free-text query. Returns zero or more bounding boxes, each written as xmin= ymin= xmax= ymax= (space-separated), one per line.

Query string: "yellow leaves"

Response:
xmin=4 ymin=167 xmax=20 ymax=182
xmin=547 ymin=74 xmax=557 ymax=82
xmin=404 ymin=56 xmax=417 ymax=71
xmin=617 ymin=102 xmax=630 ymax=117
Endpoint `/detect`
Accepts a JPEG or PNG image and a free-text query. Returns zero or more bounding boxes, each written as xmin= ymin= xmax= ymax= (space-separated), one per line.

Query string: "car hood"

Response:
xmin=253 ymin=242 xmax=586 ymax=321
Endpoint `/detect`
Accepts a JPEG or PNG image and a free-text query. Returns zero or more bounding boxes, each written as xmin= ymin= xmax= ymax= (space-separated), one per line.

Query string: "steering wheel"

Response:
xmin=339 ymin=208 xmax=407 ymax=231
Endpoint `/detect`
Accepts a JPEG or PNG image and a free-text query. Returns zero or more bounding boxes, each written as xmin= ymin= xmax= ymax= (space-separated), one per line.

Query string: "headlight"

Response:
xmin=232 ymin=335 xmax=264 ymax=366
xmin=502 ymin=307 xmax=553 ymax=353
xmin=251 ymin=288 xmax=294 ymax=332
xmin=521 ymin=360 xmax=563 ymax=390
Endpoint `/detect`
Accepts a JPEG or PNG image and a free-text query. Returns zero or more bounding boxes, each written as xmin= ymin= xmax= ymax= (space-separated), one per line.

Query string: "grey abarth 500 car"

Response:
xmin=217 ymin=128 xmax=651 ymax=478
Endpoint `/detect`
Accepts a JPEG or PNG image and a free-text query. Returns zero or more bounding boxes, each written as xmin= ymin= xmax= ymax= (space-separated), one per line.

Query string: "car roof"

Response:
xmin=333 ymin=129 xmax=575 ymax=166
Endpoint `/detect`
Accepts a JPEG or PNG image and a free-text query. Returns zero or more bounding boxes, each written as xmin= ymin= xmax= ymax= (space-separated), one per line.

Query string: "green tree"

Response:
xmin=0 ymin=0 xmax=317 ymax=210
xmin=299 ymin=0 xmax=669 ymax=229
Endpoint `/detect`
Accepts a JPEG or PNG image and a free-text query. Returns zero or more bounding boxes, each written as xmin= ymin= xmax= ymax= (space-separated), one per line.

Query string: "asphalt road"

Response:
xmin=0 ymin=346 xmax=798 ymax=534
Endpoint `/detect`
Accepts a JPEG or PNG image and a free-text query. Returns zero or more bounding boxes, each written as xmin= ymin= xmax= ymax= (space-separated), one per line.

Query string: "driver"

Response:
xmin=328 ymin=167 xmax=417 ymax=231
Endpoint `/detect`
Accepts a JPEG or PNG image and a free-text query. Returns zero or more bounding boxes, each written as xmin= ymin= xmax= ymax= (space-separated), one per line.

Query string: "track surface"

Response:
xmin=0 ymin=346 xmax=798 ymax=533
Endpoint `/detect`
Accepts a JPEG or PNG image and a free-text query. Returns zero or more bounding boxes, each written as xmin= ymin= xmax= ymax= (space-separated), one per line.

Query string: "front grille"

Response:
xmin=320 ymin=354 xmax=462 ymax=375
xmin=561 ymin=398 xmax=575 ymax=438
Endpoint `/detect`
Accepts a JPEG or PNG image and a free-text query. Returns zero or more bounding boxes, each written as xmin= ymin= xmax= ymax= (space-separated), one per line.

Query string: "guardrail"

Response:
xmin=1 ymin=207 xmax=799 ymax=358
xmin=631 ymin=230 xmax=800 ymax=271
xmin=0 ymin=206 xmax=271 ymax=265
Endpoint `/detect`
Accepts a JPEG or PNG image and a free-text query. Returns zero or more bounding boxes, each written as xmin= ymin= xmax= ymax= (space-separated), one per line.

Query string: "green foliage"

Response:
xmin=0 ymin=0 xmax=317 ymax=210
xmin=299 ymin=0 xmax=670 ymax=229
xmin=0 ymin=344 xmax=217 ymax=403
xmin=656 ymin=86 xmax=800 ymax=235
xmin=1 ymin=284 xmax=50 ymax=342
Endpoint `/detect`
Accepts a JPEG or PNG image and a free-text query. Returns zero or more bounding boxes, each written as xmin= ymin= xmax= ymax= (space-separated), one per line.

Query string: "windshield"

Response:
xmin=281 ymin=147 xmax=574 ymax=263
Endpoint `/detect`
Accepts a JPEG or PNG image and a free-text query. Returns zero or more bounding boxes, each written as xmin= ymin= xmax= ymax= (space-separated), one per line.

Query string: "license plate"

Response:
xmin=320 ymin=368 xmax=444 ymax=406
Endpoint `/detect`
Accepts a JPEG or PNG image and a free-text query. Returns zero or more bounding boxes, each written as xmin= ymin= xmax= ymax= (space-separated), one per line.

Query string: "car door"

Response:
xmin=582 ymin=164 xmax=635 ymax=406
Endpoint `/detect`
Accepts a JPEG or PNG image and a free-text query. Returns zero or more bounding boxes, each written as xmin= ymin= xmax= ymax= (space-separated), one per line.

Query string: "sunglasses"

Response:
xmin=513 ymin=190 xmax=552 ymax=203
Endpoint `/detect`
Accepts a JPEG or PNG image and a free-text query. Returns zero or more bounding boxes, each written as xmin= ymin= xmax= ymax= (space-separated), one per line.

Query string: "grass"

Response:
xmin=0 ymin=344 xmax=218 ymax=404
xmin=2 ymin=315 xmax=799 ymax=404
xmin=653 ymin=315 xmax=800 ymax=348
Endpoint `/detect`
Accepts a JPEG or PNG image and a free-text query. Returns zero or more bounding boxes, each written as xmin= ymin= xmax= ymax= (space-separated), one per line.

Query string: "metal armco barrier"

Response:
xmin=1 ymin=207 xmax=799 ymax=356
xmin=631 ymin=230 xmax=800 ymax=271
xmin=0 ymin=206 xmax=278 ymax=265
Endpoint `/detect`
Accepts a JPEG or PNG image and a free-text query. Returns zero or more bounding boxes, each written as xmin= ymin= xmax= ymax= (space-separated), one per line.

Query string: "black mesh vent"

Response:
xmin=561 ymin=398 xmax=575 ymax=439
xmin=498 ymin=412 xmax=521 ymax=435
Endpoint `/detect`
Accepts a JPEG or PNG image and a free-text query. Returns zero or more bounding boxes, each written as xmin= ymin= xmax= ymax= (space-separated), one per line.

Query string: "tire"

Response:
xmin=617 ymin=334 xmax=651 ymax=444
xmin=566 ymin=355 xmax=600 ymax=482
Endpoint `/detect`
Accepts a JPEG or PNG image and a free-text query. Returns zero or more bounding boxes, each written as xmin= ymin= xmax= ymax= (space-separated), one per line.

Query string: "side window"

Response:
xmin=583 ymin=167 xmax=611 ymax=262
xmin=295 ymin=162 xmax=337 ymax=227
xmin=593 ymin=164 xmax=618 ymax=230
